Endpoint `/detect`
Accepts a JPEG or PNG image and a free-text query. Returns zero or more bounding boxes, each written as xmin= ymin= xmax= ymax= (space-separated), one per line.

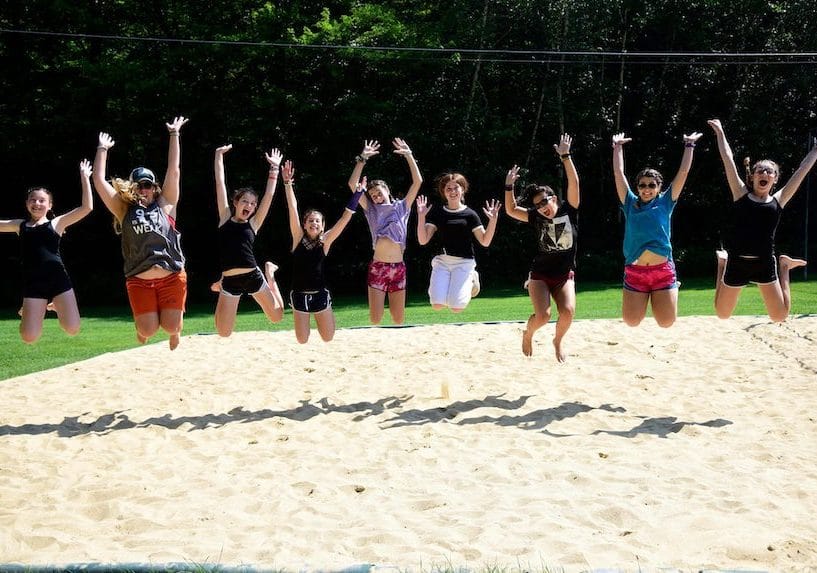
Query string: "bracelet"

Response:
xmin=269 ymin=166 xmax=280 ymax=172
xmin=560 ymin=153 xmax=571 ymax=159
xmin=685 ymin=142 xmax=696 ymax=148
xmin=355 ymin=154 xmax=367 ymax=163
xmin=504 ymin=184 xmax=514 ymax=191
xmin=283 ymin=180 xmax=293 ymax=186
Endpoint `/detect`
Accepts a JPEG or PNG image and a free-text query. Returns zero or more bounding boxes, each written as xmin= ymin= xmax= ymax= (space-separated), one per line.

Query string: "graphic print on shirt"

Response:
xmin=538 ymin=213 xmax=574 ymax=253
xmin=131 ymin=207 xmax=163 ymax=235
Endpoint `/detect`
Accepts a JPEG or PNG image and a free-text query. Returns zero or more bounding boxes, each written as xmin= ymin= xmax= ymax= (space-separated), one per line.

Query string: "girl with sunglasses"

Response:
xmin=93 ymin=116 xmax=189 ymax=350
xmin=504 ymin=134 xmax=579 ymax=361
xmin=346 ymin=137 xmax=422 ymax=325
xmin=211 ymin=144 xmax=285 ymax=337
xmin=612 ymin=129 xmax=702 ymax=328
xmin=708 ymin=119 xmax=816 ymax=321
xmin=416 ymin=173 xmax=501 ymax=313
xmin=1 ymin=160 xmax=93 ymax=343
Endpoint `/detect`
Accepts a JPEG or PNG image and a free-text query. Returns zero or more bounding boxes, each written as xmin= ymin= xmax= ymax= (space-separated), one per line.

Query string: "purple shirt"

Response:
xmin=363 ymin=198 xmax=410 ymax=252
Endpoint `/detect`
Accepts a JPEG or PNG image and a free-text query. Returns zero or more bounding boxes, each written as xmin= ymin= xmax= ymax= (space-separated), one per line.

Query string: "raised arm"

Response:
xmin=611 ymin=132 xmax=631 ymax=205
xmin=669 ymin=132 xmax=703 ymax=201
xmin=161 ymin=115 xmax=189 ymax=215
xmin=393 ymin=138 xmax=423 ymax=207
xmin=92 ymin=131 xmax=127 ymax=221
xmin=415 ymin=195 xmax=436 ymax=245
xmin=775 ymin=136 xmax=817 ymax=208
xmin=707 ymin=119 xmax=747 ymax=201
xmin=324 ymin=177 xmax=365 ymax=252
xmin=347 ymin=140 xmax=380 ymax=210
xmin=282 ymin=160 xmax=303 ymax=250
xmin=53 ymin=159 xmax=94 ymax=235
xmin=503 ymin=165 xmax=528 ymax=222
xmin=473 ymin=199 xmax=502 ymax=247
xmin=252 ymin=147 xmax=282 ymax=231
xmin=214 ymin=144 xmax=232 ymax=225
xmin=555 ymin=134 xmax=580 ymax=208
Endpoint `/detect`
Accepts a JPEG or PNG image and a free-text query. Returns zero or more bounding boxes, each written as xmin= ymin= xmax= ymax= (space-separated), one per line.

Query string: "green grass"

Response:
xmin=1 ymin=278 xmax=815 ymax=380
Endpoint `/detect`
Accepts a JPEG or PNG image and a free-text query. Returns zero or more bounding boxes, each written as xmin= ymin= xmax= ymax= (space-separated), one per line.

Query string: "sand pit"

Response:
xmin=2 ymin=315 xmax=816 ymax=570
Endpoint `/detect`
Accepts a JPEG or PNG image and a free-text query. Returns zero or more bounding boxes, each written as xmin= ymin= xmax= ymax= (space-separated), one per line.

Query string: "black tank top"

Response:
xmin=20 ymin=220 xmax=64 ymax=276
xmin=218 ymin=219 xmax=257 ymax=271
xmin=727 ymin=193 xmax=781 ymax=257
xmin=291 ymin=236 xmax=325 ymax=291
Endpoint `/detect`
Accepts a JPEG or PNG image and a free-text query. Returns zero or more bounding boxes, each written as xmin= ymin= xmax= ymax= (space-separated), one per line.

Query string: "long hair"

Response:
xmin=231 ymin=187 xmax=257 ymax=214
xmin=110 ymin=177 xmax=163 ymax=234
xmin=434 ymin=172 xmax=469 ymax=201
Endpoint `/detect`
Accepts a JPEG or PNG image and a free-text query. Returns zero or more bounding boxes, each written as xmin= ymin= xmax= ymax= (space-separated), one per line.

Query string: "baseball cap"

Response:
xmin=129 ymin=167 xmax=156 ymax=184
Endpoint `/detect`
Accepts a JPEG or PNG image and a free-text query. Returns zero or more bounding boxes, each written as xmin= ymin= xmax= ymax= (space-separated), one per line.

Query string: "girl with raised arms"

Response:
xmin=212 ymin=144 xmax=285 ymax=337
xmin=612 ymin=129 xmax=702 ymax=328
xmin=416 ymin=173 xmax=501 ymax=313
xmin=282 ymin=159 xmax=364 ymax=343
xmin=1 ymin=160 xmax=93 ymax=343
xmin=708 ymin=118 xmax=815 ymax=322
xmin=347 ymin=138 xmax=422 ymax=325
xmin=504 ymin=134 xmax=579 ymax=362
xmin=93 ymin=116 xmax=189 ymax=350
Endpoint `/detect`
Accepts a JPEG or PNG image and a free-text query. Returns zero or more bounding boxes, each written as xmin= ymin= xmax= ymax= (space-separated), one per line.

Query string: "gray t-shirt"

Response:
xmin=120 ymin=201 xmax=185 ymax=277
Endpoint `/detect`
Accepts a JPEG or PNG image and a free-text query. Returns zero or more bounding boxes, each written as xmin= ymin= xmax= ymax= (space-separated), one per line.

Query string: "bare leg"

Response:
xmin=523 ymin=280 xmax=553 ymax=357
xmin=649 ymin=287 xmax=678 ymax=328
xmin=51 ymin=289 xmax=81 ymax=336
xmin=293 ymin=310 xmax=311 ymax=344
xmin=159 ymin=308 xmax=184 ymax=350
xmin=714 ymin=249 xmax=728 ymax=310
xmin=214 ymin=293 xmax=240 ymax=337
xmin=264 ymin=262 xmax=284 ymax=310
xmin=367 ymin=287 xmax=387 ymax=325
xmin=134 ymin=312 xmax=160 ymax=344
xmin=253 ymin=287 xmax=284 ymax=324
xmin=622 ymin=289 xmax=649 ymax=327
xmin=314 ymin=308 xmax=336 ymax=342
xmin=471 ymin=270 xmax=481 ymax=297
xmin=19 ymin=298 xmax=48 ymax=344
xmin=714 ymin=251 xmax=743 ymax=319
xmin=387 ymin=289 xmax=406 ymax=325
xmin=779 ymin=255 xmax=807 ymax=313
xmin=551 ymin=279 xmax=576 ymax=362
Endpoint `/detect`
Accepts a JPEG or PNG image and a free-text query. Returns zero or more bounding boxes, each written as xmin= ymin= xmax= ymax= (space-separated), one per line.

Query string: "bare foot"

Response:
xmin=137 ymin=332 xmax=148 ymax=344
xmin=522 ymin=329 xmax=533 ymax=356
xmin=46 ymin=302 xmax=56 ymax=312
xmin=471 ymin=271 xmax=481 ymax=298
xmin=210 ymin=280 xmax=221 ymax=293
xmin=716 ymin=249 xmax=728 ymax=261
xmin=18 ymin=307 xmax=23 ymax=317
xmin=553 ymin=338 xmax=567 ymax=363
xmin=779 ymin=254 xmax=807 ymax=272
xmin=265 ymin=261 xmax=279 ymax=276
xmin=169 ymin=333 xmax=180 ymax=351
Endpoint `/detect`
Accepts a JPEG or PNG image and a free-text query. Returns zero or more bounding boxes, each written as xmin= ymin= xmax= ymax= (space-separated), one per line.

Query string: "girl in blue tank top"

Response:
xmin=709 ymin=118 xmax=817 ymax=322
xmin=1 ymin=160 xmax=93 ymax=343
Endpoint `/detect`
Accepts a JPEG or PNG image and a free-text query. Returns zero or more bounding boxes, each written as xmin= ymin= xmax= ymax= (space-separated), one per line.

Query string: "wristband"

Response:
xmin=685 ymin=142 xmax=696 ymax=148
xmin=504 ymin=184 xmax=514 ymax=191
xmin=355 ymin=154 xmax=367 ymax=163
xmin=560 ymin=153 xmax=571 ymax=159
xmin=346 ymin=189 xmax=364 ymax=211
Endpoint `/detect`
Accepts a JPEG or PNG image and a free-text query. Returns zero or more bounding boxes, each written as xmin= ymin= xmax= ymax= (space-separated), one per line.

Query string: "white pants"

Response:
xmin=428 ymin=254 xmax=477 ymax=309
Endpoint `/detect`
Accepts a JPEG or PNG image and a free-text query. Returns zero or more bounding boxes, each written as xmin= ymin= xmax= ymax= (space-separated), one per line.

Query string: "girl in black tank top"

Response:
xmin=709 ymin=119 xmax=817 ymax=322
xmin=0 ymin=160 xmax=93 ymax=343
xmin=211 ymin=144 xmax=285 ymax=338
xmin=282 ymin=160 xmax=364 ymax=344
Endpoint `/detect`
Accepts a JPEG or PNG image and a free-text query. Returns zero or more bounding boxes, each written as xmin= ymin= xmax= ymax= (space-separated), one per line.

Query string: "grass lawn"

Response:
xmin=1 ymin=278 xmax=815 ymax=380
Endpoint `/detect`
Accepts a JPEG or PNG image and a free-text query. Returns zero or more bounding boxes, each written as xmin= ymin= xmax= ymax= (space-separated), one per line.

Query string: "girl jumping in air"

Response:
xmin=1 ymin=160 xmax=93 ymax=343
xmin=282 ymin=160 xmax=363 ymax=343
xmin=708 ymin=118 xmax=816 ymax=322
xmin=212 ymin=144 xmax=285 ymax=337
xmin=347 ymin=138 xmax=422 ymax=325
xmin=93 ymin=116 xmax=189 ymax=350
xmin=416 ymin=173 xmax=501 ymax=312
xmin=504 ymin=134 xmax=579 ymax=362
xmin=612 ymin=129 xmax=702 ymax=328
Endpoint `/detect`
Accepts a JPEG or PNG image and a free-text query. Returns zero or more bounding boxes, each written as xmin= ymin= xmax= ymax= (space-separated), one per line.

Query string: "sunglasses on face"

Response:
xmin=137 ymin=181 xmax=155 ymax=190
xmin=533 ymin=195 xmax=555 ymax=209
xmin=637 ymin=182 xmax=658 ymax=189
xmin=754 ymin=167 xmax=775 ymax=175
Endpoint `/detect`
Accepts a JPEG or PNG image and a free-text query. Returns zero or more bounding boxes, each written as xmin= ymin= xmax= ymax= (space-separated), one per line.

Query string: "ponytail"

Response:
xmin=743 ymin=156 xmax=752 ymax=187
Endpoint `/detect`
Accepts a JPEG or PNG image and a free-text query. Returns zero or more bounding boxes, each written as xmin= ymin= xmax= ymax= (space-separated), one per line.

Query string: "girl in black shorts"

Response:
xmin=709 ymin=119 xmax=817 ymax=321
xmin=1 ymin=160 xmax=93 ymax=343
xmin=281 ymin=160 xmax=363 ymax=343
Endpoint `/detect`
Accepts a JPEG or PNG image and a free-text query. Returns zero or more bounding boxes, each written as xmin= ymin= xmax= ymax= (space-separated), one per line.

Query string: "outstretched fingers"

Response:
xmin=265 ymin=148 xmax=283 ymax=167
xmin=612 ymin=132 xmax=631 ymax=147
xmin=166 ymin=116 xmax=189 ymax=132
xmin=483 ymin=198 xmax=502 ymax=219
xmin=79 ymin=158 xmax=93 ymax=177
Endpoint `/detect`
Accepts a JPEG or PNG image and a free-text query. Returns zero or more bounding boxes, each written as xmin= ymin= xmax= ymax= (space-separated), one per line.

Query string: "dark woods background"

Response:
xmin=2 ymin=0 xmax=816 ymax=308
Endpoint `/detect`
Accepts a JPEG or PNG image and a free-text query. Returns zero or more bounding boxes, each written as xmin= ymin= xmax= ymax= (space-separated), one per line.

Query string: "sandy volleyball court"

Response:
xmin=2 ymin=315 xmax=816 ymax=570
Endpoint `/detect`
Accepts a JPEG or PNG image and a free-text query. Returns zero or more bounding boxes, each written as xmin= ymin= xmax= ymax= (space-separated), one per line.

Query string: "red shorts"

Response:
xmin=529 ymin=270 xmax=574 ymax=292
xmin=623 ymin=261 xmax=678 ymax=293
xmin=126 ymin=270 xmax=187 ymax=316
xmin=367 ymin=261 xmax=406 ymax=293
